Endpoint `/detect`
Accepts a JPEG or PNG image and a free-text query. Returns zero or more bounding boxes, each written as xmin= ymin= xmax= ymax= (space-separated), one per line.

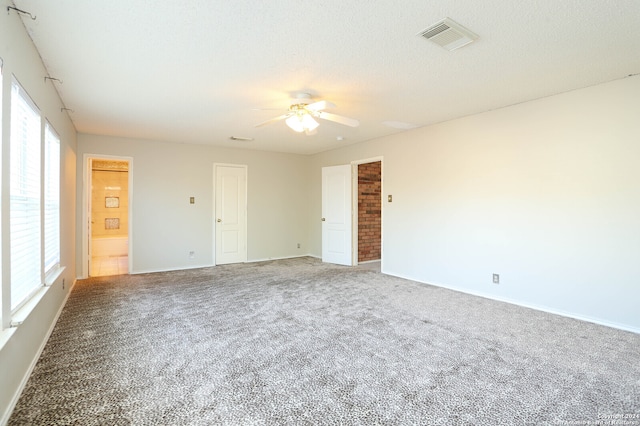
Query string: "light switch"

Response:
xmin=388 ymin=195 xmax=393 ymax=202
xmin=190 ymin=197 xmax=195 ymax=204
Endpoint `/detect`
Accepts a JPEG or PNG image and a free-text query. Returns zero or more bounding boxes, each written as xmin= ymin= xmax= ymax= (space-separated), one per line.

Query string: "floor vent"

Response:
xmin=418 ymin=18 xmax=478 ymax=51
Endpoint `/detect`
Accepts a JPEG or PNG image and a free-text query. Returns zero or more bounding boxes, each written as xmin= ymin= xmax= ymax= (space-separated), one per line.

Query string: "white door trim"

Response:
xmin=213 ymin=163 xmax=248 ymax=265
xmin=81 ymin=154 xmax=133 ymax=278
xmin=351 ymin=156 xmax=384 ymax=268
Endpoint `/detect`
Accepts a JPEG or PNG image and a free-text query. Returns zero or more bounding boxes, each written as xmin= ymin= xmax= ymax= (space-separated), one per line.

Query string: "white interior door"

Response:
xmin=322 ymin=164 xmax=353 ymax=265
xmin=215 ymin=164 xmax=247 ymax=265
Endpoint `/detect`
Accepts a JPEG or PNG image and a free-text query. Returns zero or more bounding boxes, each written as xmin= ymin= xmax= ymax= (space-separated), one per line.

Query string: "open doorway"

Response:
xmin=322 ymin=158 xmax=383 ymax=269
xmin=82 ymin=155 xmax=132 ymax=277
xmin=356 ymin=160 xmax=382 ymax=266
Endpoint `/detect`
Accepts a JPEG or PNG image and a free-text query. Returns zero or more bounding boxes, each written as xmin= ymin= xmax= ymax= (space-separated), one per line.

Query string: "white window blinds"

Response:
xmin=44 ymin=123 xmax=60 ymax=277
xmin=10 ymin=78 xmax=42 ymax=311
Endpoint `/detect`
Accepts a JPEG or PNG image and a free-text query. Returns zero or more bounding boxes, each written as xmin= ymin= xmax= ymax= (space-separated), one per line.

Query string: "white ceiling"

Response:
xmin=13 ymin=0 xmax=640 ymax=155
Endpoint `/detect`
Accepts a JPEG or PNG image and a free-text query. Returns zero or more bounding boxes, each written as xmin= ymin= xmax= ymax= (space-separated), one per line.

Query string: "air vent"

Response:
xmin=418 ymin=18 xmax=478 ymax=51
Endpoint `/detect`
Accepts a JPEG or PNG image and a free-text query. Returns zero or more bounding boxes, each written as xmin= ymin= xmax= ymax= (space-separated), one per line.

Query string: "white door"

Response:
xmin=215 ymin=165 xmax=247 ymax=265
xmin=322 ymin=164 xmax=353 ymax=265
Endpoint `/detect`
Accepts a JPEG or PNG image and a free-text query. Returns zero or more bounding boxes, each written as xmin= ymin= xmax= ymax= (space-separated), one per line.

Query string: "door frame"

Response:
xmin=350 ymin=156 xmax=384 ymax=267
xmin=213 ymin=163 xmax=248 ymax=265
xmin=81 ymin=154 xmax=133 ymax=278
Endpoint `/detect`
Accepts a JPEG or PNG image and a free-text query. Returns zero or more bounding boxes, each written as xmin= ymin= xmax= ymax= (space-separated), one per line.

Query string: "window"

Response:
xmin=0 ymin=58 xmax=3 ymax=324
xmin=44 ymin=123 xmax=60 ymax=278
xmin=10 ymin=77 xmax=42 ymax=311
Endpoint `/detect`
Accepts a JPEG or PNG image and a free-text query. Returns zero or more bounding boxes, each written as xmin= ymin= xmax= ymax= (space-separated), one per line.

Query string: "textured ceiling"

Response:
xmin=13 ymin=0 xmax=640 ymax=154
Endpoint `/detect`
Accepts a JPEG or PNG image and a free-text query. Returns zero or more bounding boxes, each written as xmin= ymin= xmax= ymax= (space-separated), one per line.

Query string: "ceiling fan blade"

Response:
xmin=317 ymin=111 xmax=360 ymax=127
xmin=305 ymin=100 xmax=336 ymax=111
xmin=255 ymin=113 xmax=292 ymax=127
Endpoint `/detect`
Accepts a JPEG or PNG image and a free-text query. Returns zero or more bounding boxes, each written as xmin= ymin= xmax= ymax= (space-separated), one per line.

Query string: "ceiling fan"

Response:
xmin=256 ymin=93 xmax=359 ymax=135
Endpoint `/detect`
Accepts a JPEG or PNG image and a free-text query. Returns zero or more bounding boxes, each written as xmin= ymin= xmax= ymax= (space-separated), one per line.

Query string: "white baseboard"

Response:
xmin=247 ymin=254 xmax=314 ymax=263
xmin=383 ymin=271 xmax=640 ymax=335
xmin=79 ymin=256 xmax=316 ymax=277
xmin=130 ymin=263 xmax=215 ymax=275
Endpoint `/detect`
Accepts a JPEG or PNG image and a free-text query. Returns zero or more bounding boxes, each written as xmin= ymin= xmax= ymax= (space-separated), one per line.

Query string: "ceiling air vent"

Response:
xmin=418 ymin=18 xmax=478 ymax=51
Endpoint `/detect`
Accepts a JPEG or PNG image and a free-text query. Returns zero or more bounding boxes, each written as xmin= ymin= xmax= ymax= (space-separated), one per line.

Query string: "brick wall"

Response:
xmin=358 ymin=161 xmax=381 ymax=262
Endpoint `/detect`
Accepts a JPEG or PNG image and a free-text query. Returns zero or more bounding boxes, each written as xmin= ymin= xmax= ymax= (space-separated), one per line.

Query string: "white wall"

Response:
xmin=0 ymin=1 xmax=77 ymax=422
xmin=310 ymin=76 xmax=640 ymax=332
xmin=76 ymin=135 xmax=310 ymax=275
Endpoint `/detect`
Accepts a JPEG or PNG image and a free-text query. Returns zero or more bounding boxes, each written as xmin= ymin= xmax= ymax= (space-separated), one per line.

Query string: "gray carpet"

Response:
xmin=9 ymin=257 xmax=640 ymax=425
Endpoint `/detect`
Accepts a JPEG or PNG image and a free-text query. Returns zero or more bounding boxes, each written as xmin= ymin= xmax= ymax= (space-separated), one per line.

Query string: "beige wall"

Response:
xmin=76 ymin=135 xmax=311 ymax=274
xmin=309 ymin=75 xmax=640 ymax=332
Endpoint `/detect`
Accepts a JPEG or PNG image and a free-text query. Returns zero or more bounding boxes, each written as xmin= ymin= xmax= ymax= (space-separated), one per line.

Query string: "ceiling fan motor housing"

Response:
xmin=290 ymin=93 xmax=314 ymax=107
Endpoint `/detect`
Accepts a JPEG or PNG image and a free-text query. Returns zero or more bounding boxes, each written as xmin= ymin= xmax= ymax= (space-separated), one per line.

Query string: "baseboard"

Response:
xmin=247 ymin=254 xmax=314 ymax=263
xmin=383 ymin=271 xmax=640 ymax=335
xmin=79 ymin=256 xmax=321 ymax=278
xmin=130 ymin=263 xmax=215 ymax=275
xmin=1 ymin=279 xmax=77 ymax=426
xmin=130 ymin=256 xmax=318 ymax=274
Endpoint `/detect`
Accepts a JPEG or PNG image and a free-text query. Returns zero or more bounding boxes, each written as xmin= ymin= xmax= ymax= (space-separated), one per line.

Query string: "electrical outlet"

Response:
xmin=297 ymin=243 xmax=301 ymax=249
xmin=493 ymin=274 xmax=500 ymax=284
xmin=189 ymin=251 xmax=195 ymax=259
xmin=62 ymin=278 xmax=65 ymax=289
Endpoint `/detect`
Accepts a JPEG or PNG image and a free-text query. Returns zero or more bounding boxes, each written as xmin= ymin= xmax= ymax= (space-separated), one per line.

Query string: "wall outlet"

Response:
xmin=297 ymin=243 xmax=301 ymax=249
xmin=493 ymin=274 xmax=500 ymax=284
xmin=62 ymin=278 xmax=65 ymax=289
xmin=189 ymin=251 xmax=195 ymax=259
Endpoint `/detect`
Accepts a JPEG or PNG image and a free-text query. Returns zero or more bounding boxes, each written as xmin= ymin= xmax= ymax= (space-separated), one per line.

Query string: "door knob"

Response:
xmin=321 ymin=218 xmax=326 ymax=221
xmin=217 ymin=218 xmax=222 ymax=222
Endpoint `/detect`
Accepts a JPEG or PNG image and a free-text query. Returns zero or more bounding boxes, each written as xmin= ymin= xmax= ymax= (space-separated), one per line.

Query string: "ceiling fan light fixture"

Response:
xmin=285 ymin=115 xmax=304 ymax=132
xmin=302 ymin=114 xmax=319 ymax=131
xmin=257 ymin=94 xmax=358 ymax=133
xmin=286 ymin=112 xmax=319 ymax=133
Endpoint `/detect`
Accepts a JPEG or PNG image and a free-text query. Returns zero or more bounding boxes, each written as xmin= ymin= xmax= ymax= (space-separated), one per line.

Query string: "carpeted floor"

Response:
xmin=9 ymin=257 xmax=640 ymax=425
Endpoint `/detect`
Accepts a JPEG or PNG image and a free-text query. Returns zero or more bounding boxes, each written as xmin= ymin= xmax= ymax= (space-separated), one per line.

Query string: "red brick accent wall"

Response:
xmin=358 ymin=161 xmax=381 ymax=262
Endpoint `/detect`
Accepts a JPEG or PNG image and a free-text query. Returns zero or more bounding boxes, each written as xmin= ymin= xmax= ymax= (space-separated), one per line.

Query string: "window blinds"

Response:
xmin=44 ymin=123 xmax=60 ymax=277
xmin=10 ymin=78 xmax=42 ymax=311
